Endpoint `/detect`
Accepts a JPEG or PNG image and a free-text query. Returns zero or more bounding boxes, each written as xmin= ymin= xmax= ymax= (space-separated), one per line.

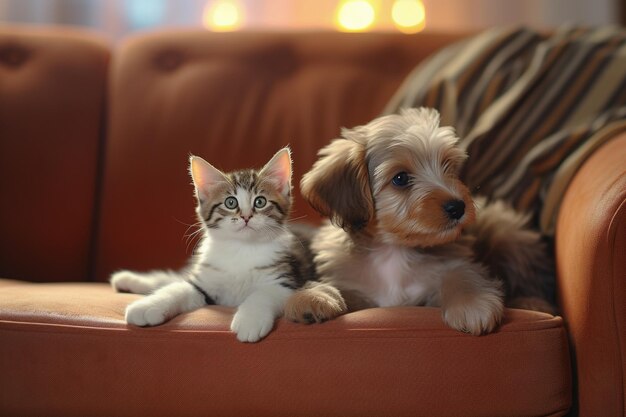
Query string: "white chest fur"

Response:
xmin=344 ymin=245 xmax=439 ymax=307
xmin=192 ymin=234 xmax=290 ymax=306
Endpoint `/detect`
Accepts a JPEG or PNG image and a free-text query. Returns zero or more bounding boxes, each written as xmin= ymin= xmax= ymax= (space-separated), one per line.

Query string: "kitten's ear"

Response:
xmin=259 ymin=147 xmax=292 ymax=196
xmin=189 ymin=156 xmax=228 ymax=200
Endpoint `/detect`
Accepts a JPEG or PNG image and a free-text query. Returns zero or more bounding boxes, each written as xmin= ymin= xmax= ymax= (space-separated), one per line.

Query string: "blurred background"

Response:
xmin=0 ymin=0 xmax=623 ymax=40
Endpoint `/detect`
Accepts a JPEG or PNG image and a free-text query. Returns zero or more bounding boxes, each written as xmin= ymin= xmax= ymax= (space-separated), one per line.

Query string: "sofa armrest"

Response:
xmin=555 ymin=133 xmax=626 ymax=417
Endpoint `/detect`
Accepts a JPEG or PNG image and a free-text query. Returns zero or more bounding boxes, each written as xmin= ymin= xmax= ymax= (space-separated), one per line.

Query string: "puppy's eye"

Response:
xmin=224 ymin=196 xmax=238 ymax=209
xmin=392 ymin=172 xmax=410 ymax=187
xmin=254 ymin=196 xmax=267 ymax=208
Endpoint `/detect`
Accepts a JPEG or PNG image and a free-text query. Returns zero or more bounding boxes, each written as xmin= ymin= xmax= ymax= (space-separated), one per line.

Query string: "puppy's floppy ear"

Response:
xmin=300 ymin=133 xmax=374 ymax=231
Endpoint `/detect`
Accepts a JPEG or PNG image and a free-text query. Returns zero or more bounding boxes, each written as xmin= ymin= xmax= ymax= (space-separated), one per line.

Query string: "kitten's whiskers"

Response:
xmin=182 ymin=221 xmax=205 ymax=254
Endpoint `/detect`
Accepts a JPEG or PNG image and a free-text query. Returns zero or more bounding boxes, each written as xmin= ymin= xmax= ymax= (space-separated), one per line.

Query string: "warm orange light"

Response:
xmin=335 ymin=0 xmax=376 ymax=32
xmin=202 ymin=0 xmax=244 ymax=32
xmin=392 ymin=0 xmax=425 ymax=33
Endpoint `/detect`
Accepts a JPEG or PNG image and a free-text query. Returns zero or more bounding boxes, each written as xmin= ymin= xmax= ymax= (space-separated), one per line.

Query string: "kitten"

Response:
xmin=111 ymin=147 xmax=314 ymax=342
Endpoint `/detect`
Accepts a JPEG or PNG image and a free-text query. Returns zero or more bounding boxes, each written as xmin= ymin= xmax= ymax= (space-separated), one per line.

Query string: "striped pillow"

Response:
xmin=384 ymin=26 xmax=626 ymax=236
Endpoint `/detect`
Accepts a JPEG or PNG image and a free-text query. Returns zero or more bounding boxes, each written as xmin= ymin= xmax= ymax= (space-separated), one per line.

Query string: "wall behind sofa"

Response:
xmin=0 ymin=0 xmax=620 ymax=41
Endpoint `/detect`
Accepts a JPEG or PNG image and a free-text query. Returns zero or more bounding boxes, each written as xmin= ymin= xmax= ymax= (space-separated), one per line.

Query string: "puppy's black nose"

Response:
xmin=443 ymin=200 xmax=465 ymax=220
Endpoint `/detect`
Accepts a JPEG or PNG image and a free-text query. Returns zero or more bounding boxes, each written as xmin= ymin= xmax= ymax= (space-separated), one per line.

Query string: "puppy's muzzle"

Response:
xmin=443 ymin=199 xmax=466 ymax=220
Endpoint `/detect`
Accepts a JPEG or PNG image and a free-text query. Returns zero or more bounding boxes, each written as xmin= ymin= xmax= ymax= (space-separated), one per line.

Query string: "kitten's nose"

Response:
xmin=241 ymin=215 xmax=252 ymax=224
xmin=443 ymin=200 xmax=465 ymax=220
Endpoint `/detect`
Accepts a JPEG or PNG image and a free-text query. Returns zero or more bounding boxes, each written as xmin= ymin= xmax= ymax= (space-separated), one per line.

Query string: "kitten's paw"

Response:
xmin=442 ymin=291 xmax=504 ymax=336
xmin=125 ymin=300 xmax=168 ymax=327
xmin=284 ymin=283 xmax=347 ymax=324
xmin=230 ymin=311 xmax=275 ymax=343
xmin=111 ymin=271 xmax=151 ymax=295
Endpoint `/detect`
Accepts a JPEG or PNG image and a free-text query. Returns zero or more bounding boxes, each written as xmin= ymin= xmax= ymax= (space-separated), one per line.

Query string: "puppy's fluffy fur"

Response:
xmin=285 ymin=108 xmax=554 ymax=335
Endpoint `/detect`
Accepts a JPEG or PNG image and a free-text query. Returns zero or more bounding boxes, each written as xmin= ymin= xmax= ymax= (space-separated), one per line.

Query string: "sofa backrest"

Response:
xmin=94 ymin=30 xmax=467 ymax=281
xmin=0 ymin=26 xmax=468 ymax=282
xmin=0 ymin=26 xmax=109 ymax=282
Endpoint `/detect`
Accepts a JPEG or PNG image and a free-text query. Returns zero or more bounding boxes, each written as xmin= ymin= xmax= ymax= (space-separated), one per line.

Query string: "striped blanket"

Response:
xmin=384 ymin=27 xmax=626 ymax=236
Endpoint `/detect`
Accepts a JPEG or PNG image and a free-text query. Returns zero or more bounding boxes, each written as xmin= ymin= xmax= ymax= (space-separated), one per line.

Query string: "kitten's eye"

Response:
xmin=392 ymin=172 xmax=410 ymax=187
xmin=254 ymin=196 xmax=267 ymax=209
xmin=224 ymin=196 xmax=238 ymax=209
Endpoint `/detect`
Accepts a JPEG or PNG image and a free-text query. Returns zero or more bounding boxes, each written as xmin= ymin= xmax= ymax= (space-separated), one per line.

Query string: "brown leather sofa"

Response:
xmin=0 ymin=24 xmax=623 ymax=417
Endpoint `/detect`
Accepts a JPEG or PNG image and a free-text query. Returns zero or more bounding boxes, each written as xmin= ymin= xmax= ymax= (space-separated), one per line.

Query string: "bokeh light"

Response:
xmin=335 ymin=0 xmax=376 ymax=32
xmin=391 ymin=0 xmax=426 ymax=33
xmin=203 ymin=0 xmax=244 ymax=31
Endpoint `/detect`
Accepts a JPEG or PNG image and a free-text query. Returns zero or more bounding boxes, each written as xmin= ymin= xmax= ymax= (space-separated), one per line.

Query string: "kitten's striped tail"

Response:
xmin=110 ymin=269 xmax=183 ymax=295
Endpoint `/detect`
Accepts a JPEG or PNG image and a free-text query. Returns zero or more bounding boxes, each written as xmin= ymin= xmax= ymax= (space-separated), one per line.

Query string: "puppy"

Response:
xmin=285 ymin=108 xmax=554 ymax=335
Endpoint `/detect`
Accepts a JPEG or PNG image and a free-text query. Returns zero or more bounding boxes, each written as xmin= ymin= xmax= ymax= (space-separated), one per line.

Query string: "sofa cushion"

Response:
xmin=0 ymin=26 xmax=109 ymax=282
xmin=0 ymin=279 xmax=571 ymax=417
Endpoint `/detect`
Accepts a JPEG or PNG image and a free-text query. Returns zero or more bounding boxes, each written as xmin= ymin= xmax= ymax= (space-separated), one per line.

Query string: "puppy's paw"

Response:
xmin=442 ymin=291 xmax=504 ymax=336
xmin=230 ymin=311 xmax=274 ymax=343
xmin=125 ymin=299 xmax=168 ymax=327
xmin=284 ymin=283 xmax=347 ymax=324
xmin=111 ymin=271 xmax=152 ymax=294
